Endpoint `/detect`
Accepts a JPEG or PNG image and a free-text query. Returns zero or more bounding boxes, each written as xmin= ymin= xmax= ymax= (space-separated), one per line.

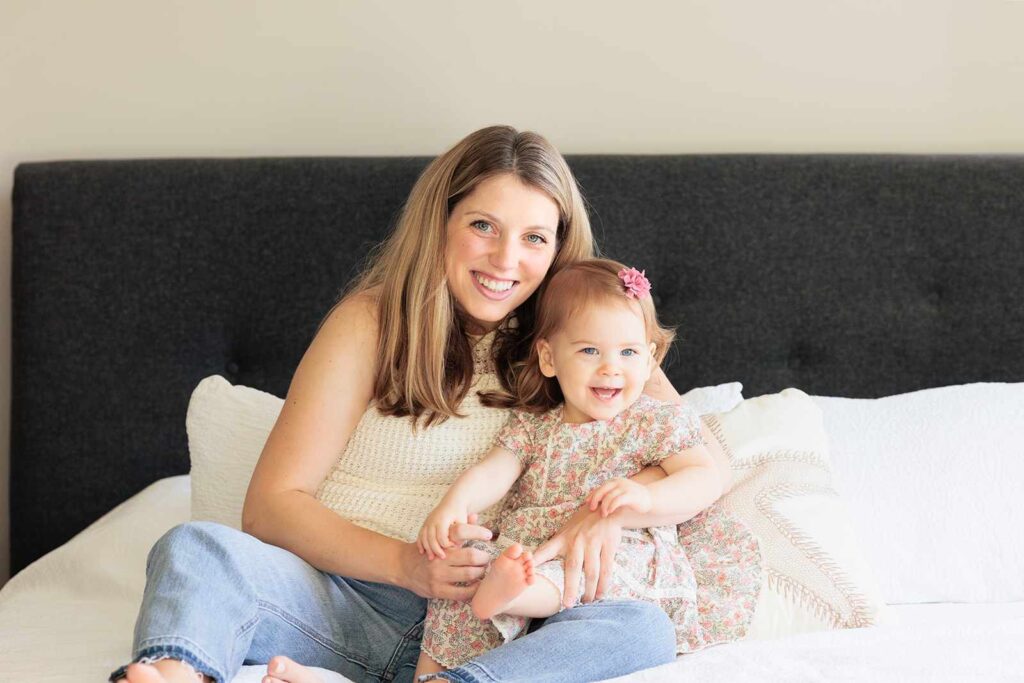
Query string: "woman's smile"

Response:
xmin=472 ymin=271 xmax=518 ymax=299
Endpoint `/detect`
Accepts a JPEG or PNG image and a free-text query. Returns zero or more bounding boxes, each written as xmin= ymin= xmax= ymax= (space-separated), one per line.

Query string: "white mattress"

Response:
xmin=2 ymin=476 xmax=1022 ymax=683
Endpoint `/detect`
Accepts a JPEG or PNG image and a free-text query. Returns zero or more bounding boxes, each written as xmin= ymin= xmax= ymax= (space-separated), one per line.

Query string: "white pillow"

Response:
xmin=681 ymin=381 xmax=744 ymax=415
xmin=187 ymin=376 xmax=284 ymax=529
xmin=187 ymin=375 xmax=744 ymax=530
xmin=708 ymin=389 xmax=889 ymax=639
xmin=814 ymin=382 xmax=1024 ymax=604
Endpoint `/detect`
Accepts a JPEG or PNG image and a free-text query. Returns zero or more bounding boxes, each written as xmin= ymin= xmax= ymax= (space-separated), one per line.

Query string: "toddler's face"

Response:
xmin=537 ymin=301 xmax=656 ymax=423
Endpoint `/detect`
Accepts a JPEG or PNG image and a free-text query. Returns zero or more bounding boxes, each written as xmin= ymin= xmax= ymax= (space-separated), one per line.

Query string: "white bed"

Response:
xmin=3 ymin=452 xmax=1022 ymax=683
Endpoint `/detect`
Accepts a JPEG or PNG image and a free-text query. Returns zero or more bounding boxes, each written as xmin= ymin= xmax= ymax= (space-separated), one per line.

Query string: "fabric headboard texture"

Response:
xmin=11 ymin=154 xmax=1024 ymax=572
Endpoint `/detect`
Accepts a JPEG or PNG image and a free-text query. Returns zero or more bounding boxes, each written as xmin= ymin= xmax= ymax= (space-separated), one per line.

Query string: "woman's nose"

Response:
xmin=490 ymin=237 xmax=518 ymax=270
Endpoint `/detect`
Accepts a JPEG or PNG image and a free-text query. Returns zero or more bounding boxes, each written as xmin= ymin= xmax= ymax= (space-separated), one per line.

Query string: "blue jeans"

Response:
xmin=110 ymin=522 xmax=676 ymax=683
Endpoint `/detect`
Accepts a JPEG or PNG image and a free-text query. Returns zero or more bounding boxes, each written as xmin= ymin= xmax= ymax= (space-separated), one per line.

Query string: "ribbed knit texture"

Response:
xmin=316 ymin=332 xmax=506 ymax=542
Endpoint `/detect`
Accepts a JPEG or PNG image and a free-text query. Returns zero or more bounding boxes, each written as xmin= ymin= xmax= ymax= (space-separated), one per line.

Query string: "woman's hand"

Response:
xmin=532 ymin=506 xmax=624 ymax=607
xmin=418 ymin=500 xmax=471 ymax=560
xmin=586 ymin=478 xmax=653 ymax=517
xmin=402 ymin=514 xmax=493 ymax=601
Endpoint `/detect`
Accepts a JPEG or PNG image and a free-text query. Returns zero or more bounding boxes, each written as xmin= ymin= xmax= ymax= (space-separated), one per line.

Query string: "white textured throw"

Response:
xmin=708 ymin=389 xmax=888 ymax=639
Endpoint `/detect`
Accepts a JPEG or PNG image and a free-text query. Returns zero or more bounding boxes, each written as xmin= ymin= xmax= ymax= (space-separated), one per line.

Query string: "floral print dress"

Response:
xmin=421 ymin=395 xmax=762 ymax=669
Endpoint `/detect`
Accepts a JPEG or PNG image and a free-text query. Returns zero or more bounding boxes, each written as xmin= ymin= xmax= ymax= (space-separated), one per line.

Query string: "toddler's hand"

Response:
xmin=418 ymin=501 xmax=469 ymax=560
xmin=586 ymin=478 xmax=653 ymax=517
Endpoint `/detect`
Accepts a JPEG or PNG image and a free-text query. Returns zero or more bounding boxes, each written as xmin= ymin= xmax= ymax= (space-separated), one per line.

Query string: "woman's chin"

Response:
xmin=460 ymin=303 xmax=517 ymax=333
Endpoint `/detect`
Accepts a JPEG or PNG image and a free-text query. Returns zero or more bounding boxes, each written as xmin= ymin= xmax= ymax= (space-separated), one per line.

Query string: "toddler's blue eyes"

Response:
xmin=579 ymin=347 xmax=641 ymax=356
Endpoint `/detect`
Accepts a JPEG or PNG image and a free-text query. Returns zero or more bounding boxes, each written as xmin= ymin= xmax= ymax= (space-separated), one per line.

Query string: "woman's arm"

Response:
xmin=241 ymin=293 xmax=490 ymax=600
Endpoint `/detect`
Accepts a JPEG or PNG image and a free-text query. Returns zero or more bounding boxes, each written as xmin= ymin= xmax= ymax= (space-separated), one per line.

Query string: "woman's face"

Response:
xmin=445 ymin=173 xmax=560 ymax=333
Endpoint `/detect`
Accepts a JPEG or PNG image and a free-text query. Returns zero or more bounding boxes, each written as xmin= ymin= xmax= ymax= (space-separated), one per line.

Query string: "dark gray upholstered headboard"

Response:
xmin=11 ymin=155 xmax=1024 ymax=573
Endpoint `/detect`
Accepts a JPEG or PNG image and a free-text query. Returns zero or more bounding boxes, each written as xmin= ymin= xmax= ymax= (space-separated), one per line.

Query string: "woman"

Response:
xmin=112 ymin=125 xmax=731 ymax=683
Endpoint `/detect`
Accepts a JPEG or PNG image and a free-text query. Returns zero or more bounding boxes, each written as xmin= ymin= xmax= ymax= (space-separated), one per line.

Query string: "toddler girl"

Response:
xmin=414 ymin=259 xmax=762 ymax=680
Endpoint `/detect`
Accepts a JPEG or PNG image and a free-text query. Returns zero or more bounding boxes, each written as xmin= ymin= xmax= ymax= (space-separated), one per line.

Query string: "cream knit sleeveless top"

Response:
xmin=316 ymin=331 xmax=508 ymax=543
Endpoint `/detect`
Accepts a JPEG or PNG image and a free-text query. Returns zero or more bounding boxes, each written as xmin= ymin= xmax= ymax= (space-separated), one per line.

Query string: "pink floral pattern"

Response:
xmin=421 ymin=395 xmax=762 ymax=668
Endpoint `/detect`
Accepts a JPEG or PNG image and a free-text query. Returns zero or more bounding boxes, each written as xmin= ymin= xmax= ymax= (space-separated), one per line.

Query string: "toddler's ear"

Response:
xmin=537 ymin=339 xmax=557 ymax=378
xmin=647 ymin=342 xmax=658 ymax=376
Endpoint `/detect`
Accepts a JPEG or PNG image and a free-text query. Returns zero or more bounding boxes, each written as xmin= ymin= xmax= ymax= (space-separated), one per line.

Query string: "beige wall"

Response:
xmin=2 ymin=0 xmax=1022 ymax=585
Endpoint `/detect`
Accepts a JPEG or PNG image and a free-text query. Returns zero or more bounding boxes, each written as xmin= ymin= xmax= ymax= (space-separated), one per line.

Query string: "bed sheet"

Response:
xmin=2 ymin=476 xmax=1022 ymax=683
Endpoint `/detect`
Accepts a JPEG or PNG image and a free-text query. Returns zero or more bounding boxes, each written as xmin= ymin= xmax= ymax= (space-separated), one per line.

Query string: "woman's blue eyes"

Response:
xmin=470 ymin=220 xmax=548 ymax=245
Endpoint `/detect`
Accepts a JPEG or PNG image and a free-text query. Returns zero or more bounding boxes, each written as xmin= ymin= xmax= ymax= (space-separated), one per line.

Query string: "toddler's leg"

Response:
xmin=421 ymin=593 xmax=505 ymax=670
xmin=472 ymin=544 xmax=561 ymax=620
xmin=413 ymin=651 xmax=446 ymax=681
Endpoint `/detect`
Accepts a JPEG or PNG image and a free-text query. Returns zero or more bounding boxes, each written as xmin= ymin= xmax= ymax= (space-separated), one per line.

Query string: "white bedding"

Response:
xmin=1 ymin=476 xmax=1022 ymax=683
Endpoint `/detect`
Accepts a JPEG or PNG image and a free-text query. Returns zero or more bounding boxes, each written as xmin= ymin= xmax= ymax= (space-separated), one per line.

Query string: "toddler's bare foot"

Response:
xmin=262 ymin=655 xmax=325 ymax=683
xmin=471 ymin=543 xmax=535 ymax=620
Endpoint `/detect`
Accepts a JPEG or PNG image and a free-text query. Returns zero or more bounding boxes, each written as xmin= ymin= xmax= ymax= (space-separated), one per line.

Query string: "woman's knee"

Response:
xmin=147 ymin=521 xmax=247 ymax=573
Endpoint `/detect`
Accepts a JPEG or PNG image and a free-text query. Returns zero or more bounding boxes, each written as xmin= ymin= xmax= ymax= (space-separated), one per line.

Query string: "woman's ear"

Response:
xmin=537 ymin=339 xmax=557 ymax=378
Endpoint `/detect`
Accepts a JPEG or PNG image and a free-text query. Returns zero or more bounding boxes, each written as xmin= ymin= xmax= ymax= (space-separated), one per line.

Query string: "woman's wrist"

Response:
xmin=383 ymin=537 xmax=418 ymax=591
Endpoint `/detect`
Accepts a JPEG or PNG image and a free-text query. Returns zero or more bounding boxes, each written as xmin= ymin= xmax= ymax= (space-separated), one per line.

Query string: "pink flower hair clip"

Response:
xmin=618 ymin=267 xmax=652 ymax=299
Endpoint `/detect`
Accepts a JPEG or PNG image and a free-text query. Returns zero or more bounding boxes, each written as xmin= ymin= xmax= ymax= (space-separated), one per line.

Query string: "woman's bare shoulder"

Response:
xmin=317 ymin=288 xmax=381 ymax=347
xmin=289 ymin=288 xmax=383 ymax=397
xmin=326 ymin=287 xmax=380 ymax=321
